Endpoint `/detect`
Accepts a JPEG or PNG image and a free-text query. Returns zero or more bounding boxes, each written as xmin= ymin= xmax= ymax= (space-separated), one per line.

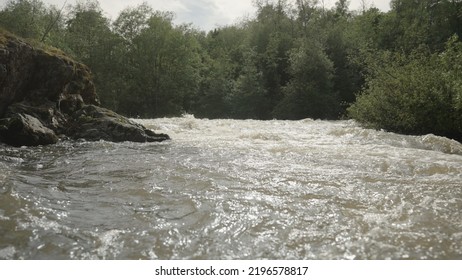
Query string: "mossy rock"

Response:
xmin=68 ymin=105 xmax=170 ymax=143
xmin=0 ymin=29 xmax=169 ymax=146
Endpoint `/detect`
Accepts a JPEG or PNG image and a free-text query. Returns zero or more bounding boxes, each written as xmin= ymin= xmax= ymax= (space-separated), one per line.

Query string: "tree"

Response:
xmin=229 ymin=49 xmax=268 ymax=119
xmin=0 ymin=0 xmax=66 ymax=45
xmin=64 ymin=0 xmax=120 ymax=110
xmin=247 ymin=0 xmax=295 ymax=118
xmin=323 ymin=1 xmax=364 ymax=114
xmin=348 ymin=38 xmax=462 ymax=141
xmin=383 ymin=0 xmax=462 ymax=52
xmin=274 ymin=39 xmax=337 ymax=119
xmin=40 ymin=0 xmax=67 ymax=43
xmin=117 ymin=12 xmax=201 ymax=117
xmin=334 ymin=0 xmax=350 ymax=18
xmin=112 ymin=2 xmax=153 ymax=44
xmin=65 ymin=0 xmax=112 ymax=63
xmin=192 ymin=26 xmax=247 ymax=118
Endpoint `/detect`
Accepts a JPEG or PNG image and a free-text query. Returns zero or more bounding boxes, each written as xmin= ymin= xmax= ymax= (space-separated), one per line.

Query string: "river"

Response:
xmin=1 ymin=116 xmax=461 ymax=259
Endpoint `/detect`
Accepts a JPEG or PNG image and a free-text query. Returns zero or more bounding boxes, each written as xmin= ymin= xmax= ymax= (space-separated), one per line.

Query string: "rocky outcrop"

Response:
xmin=0 ymin=29 xmax=169 ymax=147
xmin=68 ymin=105 xmax=169 ymax=143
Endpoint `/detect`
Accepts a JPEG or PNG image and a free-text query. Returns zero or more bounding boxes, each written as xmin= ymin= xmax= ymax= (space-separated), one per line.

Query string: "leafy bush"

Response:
xmin=348 ymin=36 xmax=462 ymax=141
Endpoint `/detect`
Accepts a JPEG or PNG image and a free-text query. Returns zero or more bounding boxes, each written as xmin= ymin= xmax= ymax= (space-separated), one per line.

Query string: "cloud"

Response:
xmin=21 ymin=0 xmax=391 ymax=31
xmin=33 ymin=0 xmax=256 ymax=30
xmin=350 ymin=0 xmax=391 ymax=11
xmin=174 ymin=0 xmax=222 ymax=30
xmin=91 ymin=0 xmax=245 ymax=30
xmin=162 ymin=0 xmax=256 ymax=30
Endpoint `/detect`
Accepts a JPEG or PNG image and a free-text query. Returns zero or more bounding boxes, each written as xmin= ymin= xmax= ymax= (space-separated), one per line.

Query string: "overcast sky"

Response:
xmin=3 ymin=0 xmax=391 ymax=31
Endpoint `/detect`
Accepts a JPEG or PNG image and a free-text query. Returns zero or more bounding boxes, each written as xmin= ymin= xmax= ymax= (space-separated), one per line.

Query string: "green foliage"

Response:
xmin=229 ymin=49 xmax=269 ymax=119
xmin=0 ymin=0 xmax=49 ymax=39
xmin=192 ymin=55 xmax=233 ymax=118
xmin=112 ymin=2 xmax=154 ymax=44
xmin=440 ymin=35 xmax=462 ymax=112
xmin=65 ymin=1 xmax=111 ymax=62
xmin=348 ymin=39 xmax=462 ymax=140
xmin=115 ymin=10 xmax=201 ymax=117
xmin=246 ymin=1 xmax=296 ymax=119
xmin=0 ymin=0 xmax=66 ymax=46
xmin=274 ymin=39 xmax=337 ymax=119
xmin=63 ymin=1 xmax=121 ymax=113
xmin=381 ymin=0 xmax=462 ymax=52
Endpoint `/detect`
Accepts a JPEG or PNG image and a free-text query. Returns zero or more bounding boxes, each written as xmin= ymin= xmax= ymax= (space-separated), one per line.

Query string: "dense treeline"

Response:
xmin=1 ymin=0 xmax=462 ymax=140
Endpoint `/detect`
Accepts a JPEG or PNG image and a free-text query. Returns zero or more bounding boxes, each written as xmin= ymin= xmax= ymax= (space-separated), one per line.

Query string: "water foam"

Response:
xmin=1 ymin=117 xmax=461 ymax=259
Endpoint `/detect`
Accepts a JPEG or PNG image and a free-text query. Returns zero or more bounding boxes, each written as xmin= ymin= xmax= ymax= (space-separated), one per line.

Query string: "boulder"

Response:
xmin=0 ymin=114 xmax=58 ymax=147
xmin=0 ymin=29 xmax=169 ymax=146
xmin=68 ymin=105 xmax=170 ymax=142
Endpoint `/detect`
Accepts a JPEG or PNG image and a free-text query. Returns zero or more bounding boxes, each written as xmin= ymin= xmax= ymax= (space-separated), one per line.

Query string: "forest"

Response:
xmin=1 ymin=0 xmax=462 ymax=141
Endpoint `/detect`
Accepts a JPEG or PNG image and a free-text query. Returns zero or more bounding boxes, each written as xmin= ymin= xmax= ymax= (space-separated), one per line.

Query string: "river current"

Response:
xmin=1 ymin=116 xmax=461 ymax=259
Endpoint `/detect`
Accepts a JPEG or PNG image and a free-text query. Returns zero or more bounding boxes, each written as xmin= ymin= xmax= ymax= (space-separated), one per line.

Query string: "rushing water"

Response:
xmin=1 ymin=116 xmax=462 ymax=260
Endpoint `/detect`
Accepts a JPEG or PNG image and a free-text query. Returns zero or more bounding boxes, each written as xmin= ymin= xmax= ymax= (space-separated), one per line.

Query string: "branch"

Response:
xmin=40 ymin=0 xmax=67 ymax=43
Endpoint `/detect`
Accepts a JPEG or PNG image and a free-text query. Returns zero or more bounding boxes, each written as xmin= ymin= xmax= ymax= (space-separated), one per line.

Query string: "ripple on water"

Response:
xmin=1 ymin=118 xmax=461 ymax=259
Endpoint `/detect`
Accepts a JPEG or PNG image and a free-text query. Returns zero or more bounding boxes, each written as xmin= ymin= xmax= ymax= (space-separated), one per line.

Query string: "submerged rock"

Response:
xmin=0 ymin=29 xmax=169 ymax=146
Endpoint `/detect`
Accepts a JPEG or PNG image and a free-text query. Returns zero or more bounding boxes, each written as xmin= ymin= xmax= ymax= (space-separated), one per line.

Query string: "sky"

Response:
xmin=3 ymin=0 xmax=392 ymax=31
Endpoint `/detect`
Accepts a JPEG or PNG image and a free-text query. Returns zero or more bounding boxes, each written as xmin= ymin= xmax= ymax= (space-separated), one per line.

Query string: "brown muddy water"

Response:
xmin=1 ymin=116 xmax=461 ymax=259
